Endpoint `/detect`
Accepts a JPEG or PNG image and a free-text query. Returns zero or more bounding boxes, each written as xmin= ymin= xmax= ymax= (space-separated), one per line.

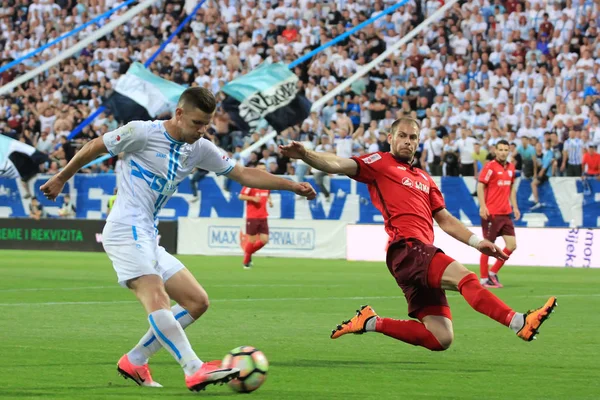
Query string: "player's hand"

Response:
xmin=293 ymin=182 xmax=316 ymax=200
xmin=253 ymin=196 xmax=261 ymax=204
xmin=479 ymin=205 xmax=489 ymax=219
xmin=40 ymin=175 xmax=66 ymax=201
xmin=477 ymin=240 xmax=509 ymax=260
xmin=279 ymin=141 xmax=307 ymax=160
xmin=513 ymin=207 xmax=521 ymax=220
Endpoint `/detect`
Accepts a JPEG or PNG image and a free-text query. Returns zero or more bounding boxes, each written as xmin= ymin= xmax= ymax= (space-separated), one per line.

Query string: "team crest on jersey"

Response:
xmin=363 ymin=153 xmax=382 ymax=164
xmin=508 ymin=170 xmax=513 ymax=177
xmin=402 ymin=177 xmax=413 ymax=187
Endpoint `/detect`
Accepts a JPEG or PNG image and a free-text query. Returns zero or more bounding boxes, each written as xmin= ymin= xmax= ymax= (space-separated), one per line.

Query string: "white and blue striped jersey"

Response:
xmin=102 ymin=120 xmax=236 ymax=231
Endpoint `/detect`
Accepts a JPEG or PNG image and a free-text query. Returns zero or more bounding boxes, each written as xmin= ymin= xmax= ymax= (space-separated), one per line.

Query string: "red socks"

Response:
xmin=480 ymin=254 xmax=489 ymax=279
xmin=243 ymin=241 xmax=266 ymax=264
xmin=375 ymin=318 xmax=445 ymax=351
xmin=458 ymin=273 xmax=514 ymax=326
xmin=490 ymin=248 xmax=512 ymax=274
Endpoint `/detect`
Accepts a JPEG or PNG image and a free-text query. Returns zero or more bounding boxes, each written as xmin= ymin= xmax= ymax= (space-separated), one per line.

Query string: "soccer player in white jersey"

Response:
xmin=40 ymin=87 xmax=316 ymax=392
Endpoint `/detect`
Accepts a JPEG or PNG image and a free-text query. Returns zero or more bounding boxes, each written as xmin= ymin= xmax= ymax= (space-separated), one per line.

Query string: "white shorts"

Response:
xmin=102 ymin=222 xmax=185 ymax=287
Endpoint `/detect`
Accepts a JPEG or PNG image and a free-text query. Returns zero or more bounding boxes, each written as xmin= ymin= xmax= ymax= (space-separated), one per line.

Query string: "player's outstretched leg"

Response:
xmin=330 ymin=305 xmax=449 ymax=351
xmin=118 ymin=304 xmax=194 ymax=387
xmin=129 ymin=275 xmax=239 ymax=391
xmin=442 ymin=261 xmax=557 ymax=341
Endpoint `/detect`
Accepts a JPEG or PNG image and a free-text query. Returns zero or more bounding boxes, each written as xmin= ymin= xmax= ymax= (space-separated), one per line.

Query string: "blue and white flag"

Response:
xmin=221 ymin=62 xmax=311 ymax=133
xmin=105 ymin=62 xmax=187 ymax=122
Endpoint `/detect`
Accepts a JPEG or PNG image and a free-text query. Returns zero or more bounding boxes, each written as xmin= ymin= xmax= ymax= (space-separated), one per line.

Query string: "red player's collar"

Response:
xmin=390 ymin=153 xmax=415 ymax=169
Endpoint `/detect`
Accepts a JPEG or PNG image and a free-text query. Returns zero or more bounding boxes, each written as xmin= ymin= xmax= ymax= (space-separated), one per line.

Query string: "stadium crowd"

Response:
xmin=1 ymin=0 xmax=600 ymax=199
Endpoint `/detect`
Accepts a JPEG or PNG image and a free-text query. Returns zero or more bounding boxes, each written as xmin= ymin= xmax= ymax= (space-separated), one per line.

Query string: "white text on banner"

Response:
xmin=346 ymin=225 xmax=599 ymax=268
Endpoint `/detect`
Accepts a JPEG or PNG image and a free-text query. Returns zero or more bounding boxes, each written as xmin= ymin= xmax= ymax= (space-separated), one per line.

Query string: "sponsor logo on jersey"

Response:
xmin=402 ymin=177 xmax=413 ymax=187
xmin=363 ymin=153 xmax=382 ymax=164
xmin=156 ymin=152 xmax=167 ymax=159
xmin=415 ymin=181 xmax=430 ymax=194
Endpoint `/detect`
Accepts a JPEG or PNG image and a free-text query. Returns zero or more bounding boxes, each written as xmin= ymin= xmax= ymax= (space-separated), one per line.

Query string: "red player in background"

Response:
xmin=477 ymin=139 xmax=520 ymax=288
xmin=281 ymin=117 xmax=556 ymax=351
xmin=239 ymin=164 xmax=273 ymax=269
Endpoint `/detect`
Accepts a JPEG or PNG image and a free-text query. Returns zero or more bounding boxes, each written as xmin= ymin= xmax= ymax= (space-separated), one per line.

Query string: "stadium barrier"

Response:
xmin=177 ymin=217 xmax=346 ymax=259
xmin=0 ymin=218 xmax=178 ymax=253
xmin=346 ymin=225 xmax=599 ymax=268
xmin=1 ymin=175 xmax=598 ymax=228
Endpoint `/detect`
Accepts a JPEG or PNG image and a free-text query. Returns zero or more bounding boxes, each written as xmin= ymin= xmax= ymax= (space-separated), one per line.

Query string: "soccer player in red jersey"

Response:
xmin=280 ymin=117 xmax=556 ymax=350
xmin=477 ymin=140 xmax=520 ymax=288
xmin=239 ymin=164 xmax=273 ymax=269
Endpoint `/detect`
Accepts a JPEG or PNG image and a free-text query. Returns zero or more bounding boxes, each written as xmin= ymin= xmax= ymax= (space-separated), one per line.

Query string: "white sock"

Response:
xmin=128 ymin=304 xmax=195 ymax=366
xmin=509 ymin=313 xmax=525 ymax=333
xmin=147 ymin=309 xmax=202 ymax=375
xmin=365 ymin=317 xmax=377 ymax=332
xmin=480 ymin=278 xmax=488 ymax=284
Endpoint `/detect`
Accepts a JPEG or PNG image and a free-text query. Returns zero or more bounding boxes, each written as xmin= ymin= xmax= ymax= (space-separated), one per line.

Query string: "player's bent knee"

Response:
xmin=433 ymin=331 xmax=454 ymax=350
xmin=180 ymin=291 xmax=210 ymax=319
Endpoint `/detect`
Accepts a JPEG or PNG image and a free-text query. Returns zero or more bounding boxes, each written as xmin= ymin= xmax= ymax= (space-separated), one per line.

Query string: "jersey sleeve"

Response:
xmin=102 ymin=121 xmax=149 ymax=155
xmin=479 ymin=163 xmax=493 ymax=184
xmin=429 ymin=178 xmax=446 ymax=215
xmin=195 ymin=139 xmax=237 ymax=176
xmin=240 ymin=187 xmax=253 ymax=196
xmin=348 ymin=152 xmax=383 ymax=184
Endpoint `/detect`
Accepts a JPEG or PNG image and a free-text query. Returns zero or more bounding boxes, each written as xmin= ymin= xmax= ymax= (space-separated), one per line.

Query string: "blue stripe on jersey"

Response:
xmin=130 ymin=160 xmax=156 ymax=183
xmin=167 ymin=142 xmax=176 ymax=180
xmin=153 ymin=194 xmax=164 ymax=219
xmin=132 ymin=226 xmax=138 ymax=240
xmin=216 ymin=164 xmax=234 ymax=176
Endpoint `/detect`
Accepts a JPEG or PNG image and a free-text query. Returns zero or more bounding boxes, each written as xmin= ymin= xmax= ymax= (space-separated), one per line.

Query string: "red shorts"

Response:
xmin=481 ymin=215 xmax=515 ymax=241
xmin=246 ymin=218 xmax=269 ymax=236
xmin=386 ymin=239 xmax=454 ymax=320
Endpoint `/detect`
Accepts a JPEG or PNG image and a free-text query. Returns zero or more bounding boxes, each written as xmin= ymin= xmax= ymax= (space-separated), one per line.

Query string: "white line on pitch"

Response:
xmin=0 ymin=284 xmax=344 ymax=293
xmin=0 ymin=293 xmax=596 ymax=307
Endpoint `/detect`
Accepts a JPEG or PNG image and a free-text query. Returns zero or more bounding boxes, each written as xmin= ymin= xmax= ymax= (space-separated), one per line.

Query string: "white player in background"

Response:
xmin=41 ymin=87 xmax=316 ymax=392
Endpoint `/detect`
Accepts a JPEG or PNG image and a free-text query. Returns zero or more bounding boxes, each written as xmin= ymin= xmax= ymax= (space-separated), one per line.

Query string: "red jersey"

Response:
xmin=241 ymin=187 xmax=270 ymax=219
xmin=350 ymin=152 xmax=446 ymax=245
xmin=583 ymin=152 xmax=600 ymax=175
xmin=478 ymin=159 xmax=516 ymax=215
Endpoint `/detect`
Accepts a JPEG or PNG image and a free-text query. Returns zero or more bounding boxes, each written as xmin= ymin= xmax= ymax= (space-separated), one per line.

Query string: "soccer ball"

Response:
xmin=222 ymin=346 xmax=269 ymax=393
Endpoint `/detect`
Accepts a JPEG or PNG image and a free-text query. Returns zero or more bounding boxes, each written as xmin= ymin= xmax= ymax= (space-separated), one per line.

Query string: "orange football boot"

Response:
xmin=185 ymin=360 xmax=240 ymax=392
xmin=117 ymin=354 xmax=162 ymax=387
xmin=517 ymin=296 xmax=557 ymax=341
xmin=331 ymin=305 xmax=379 ymax=339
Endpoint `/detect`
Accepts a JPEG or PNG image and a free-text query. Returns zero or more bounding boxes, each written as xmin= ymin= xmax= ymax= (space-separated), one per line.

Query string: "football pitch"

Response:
xmin=0 ymin=250 xmax=598 ymax=400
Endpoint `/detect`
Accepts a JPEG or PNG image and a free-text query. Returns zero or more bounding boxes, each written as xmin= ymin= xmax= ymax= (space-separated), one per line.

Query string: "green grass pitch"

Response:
xmin=0 ymin=250 xmax=599 ymax=399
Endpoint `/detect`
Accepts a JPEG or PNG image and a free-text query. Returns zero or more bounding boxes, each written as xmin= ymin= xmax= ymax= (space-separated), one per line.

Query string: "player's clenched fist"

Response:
xmin=279 ymin=141 xmax=307 ymax=159
xmin=293 ymin=182 xmax=316 ymax=200
xmin=40 ymin=175 xmax=66 ymax=201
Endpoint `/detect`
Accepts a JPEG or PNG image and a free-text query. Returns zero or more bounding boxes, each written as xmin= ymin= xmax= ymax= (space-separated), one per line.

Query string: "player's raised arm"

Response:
xmin=279 ymin=141 xmax=358 ymax=176
xmin=40 ymin=136 xmax=109 ymax=200
xmin=433 ymin=208 xmax=509 ymax=260
xmin=228 ymin=164 xmax=316 ymax=200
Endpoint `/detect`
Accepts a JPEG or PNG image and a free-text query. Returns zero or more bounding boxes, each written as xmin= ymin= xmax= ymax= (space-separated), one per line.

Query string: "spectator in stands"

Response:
xmin=582 ymin=144 xmax=600 ymax=179
xmin=562 ymin=130 xmax=584 ymax=177
xmin=29 ymin=197 xmax=45 ymax=220
xmin=58 ymin=194 xmax=76 ymax=218
xmin=531 ymin=139 xmax=555 ymax=210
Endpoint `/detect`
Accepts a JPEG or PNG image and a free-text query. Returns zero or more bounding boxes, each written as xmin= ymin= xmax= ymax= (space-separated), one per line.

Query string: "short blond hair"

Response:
xmin=390 ymin=117 xmax=421 ymax=136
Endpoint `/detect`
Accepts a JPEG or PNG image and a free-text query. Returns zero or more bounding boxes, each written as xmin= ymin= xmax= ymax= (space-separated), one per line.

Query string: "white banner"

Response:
xmin=178 ymin=218 xmax=347 ymax=259
xmin=346 ymin=225 xmax=599 ymax=268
